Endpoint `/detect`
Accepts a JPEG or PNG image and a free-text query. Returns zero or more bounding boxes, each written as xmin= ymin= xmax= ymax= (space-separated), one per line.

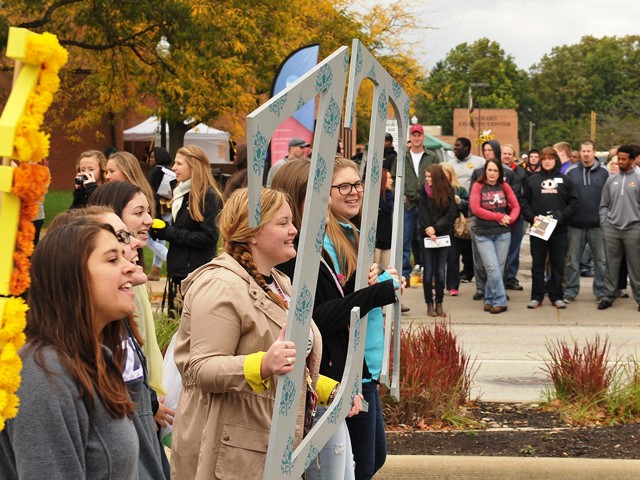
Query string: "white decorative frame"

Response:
xmin=344 ymin=39 xmax=409 ymax=397
xmin=246 ymin=40 xmax=409 ymax=480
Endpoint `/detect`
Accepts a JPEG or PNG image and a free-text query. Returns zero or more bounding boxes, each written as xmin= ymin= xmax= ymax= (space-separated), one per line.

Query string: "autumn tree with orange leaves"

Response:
xmin=0 ymin=0 xmax=428 ymax=151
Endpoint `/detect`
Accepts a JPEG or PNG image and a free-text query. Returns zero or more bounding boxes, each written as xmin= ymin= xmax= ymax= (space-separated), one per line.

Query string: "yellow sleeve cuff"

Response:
xmin=244 ymin=351 xmax=271 ymax=393
xmin=316 ymin=375 xmax=339 ymax=406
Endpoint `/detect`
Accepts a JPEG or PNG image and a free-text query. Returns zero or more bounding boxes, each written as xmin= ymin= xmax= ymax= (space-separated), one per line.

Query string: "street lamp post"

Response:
xmin=156 ymin=36 xmax=171 ymax=149
xmin=529 ymin=121 xmax=535 ymax=150
xmin=470 ymin=83 xmax=489 ymax=155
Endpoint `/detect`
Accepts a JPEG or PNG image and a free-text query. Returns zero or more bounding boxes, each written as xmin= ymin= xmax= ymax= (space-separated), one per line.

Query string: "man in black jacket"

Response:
xmin=382 ymin=132 xmax=397 ymax=171
xmin=563 ymin=140 xmax=608 ymax=302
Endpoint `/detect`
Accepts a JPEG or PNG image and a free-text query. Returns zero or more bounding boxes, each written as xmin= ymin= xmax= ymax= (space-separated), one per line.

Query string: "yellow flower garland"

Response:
xmin=12 ymin=32 xmax=68 ymax=163
xmin=0 ymin=297 xmax=27 ymax=431
xmin=0 ymin=30 xmax=66 ymax=431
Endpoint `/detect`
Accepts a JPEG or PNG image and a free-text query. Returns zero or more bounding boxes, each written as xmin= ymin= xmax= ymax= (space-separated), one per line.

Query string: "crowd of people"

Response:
xmin=2 ymin=132 xmax=638 ymax=479
xmin=391 ymin=128 xmax=640 ymax=315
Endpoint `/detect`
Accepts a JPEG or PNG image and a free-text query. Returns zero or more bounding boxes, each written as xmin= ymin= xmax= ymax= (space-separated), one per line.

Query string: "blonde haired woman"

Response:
xmin=150 ymin=145 xmax=223 ymax=315
xmin=171 ymin=188 xmax=321 ymax=480
xmin=440 ymin=162 xmax=470 ymax=296
xmin=106 ymin=151 xmax=155 ymax=215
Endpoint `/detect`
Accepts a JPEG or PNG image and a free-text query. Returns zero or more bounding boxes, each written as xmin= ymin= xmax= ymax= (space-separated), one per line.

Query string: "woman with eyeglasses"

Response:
xmin=324 ymin=157 xmax=403 ymax=479
xmin=89 ymin=182 xmax=173 ymax=478
xmin=48 ymin=206 xmax=167 ymax=479
xmin=272 ymin=159 xmax=398 ymax=480
xmin=0 ymin=222 xmax=138 ymax=479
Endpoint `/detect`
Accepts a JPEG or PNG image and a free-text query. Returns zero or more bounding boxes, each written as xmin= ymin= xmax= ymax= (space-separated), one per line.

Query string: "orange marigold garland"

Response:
xmin=9 ymin=163 xmax=50 ymax=296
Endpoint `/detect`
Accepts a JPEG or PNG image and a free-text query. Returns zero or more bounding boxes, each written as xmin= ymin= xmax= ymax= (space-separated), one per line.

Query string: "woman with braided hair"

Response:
xmin=170 ymin=187 xmax=322 ymax=480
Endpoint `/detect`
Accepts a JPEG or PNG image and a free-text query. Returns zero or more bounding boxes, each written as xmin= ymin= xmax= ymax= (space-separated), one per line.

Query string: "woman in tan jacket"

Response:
xmin=170 ymin=188 xmax=321 ymax=480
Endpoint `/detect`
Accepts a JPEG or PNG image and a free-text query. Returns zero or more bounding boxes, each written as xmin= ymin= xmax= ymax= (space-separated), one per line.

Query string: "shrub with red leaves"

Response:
xmin=381 ymin=320 xmax=476 ymax=427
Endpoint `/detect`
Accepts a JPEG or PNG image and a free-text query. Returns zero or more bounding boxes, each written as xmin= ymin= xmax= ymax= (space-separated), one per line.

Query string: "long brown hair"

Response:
xmin=47 ymin=208 xmax=145 ymax=348
xmin=26 ymin=223 xmax=135 ymax=418
xmin=325 ymin=157 xmax=361 ymax=282
xmin=88 ymin=181 xmax=146 ymax=219
xmin=175 ymin=145 xmax=224 ymax=222
xmin=426 ymin=164 xmax=454 ymax=210
xmin=218 ymin=188 xmax=291 ymax=310
xmin=270 ymin=158 xmax=311 ymax=231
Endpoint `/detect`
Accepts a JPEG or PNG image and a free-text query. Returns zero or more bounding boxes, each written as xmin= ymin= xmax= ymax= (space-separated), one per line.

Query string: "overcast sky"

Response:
xmin=358 ymin=0 xmax=639 ymax=71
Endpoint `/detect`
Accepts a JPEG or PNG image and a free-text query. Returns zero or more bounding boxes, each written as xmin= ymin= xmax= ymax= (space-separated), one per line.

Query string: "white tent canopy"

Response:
xmin=123 ymin=116 xmax=230 ymax=163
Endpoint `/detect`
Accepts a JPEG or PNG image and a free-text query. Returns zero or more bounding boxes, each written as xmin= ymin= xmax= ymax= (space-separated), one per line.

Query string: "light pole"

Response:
xmin=469 ymin=83 xmax=489 ymax=155
xmin=156 ymin=36 xmax=171 ymax=149
xmin=528 ymin=121 xmax=535 ymax=150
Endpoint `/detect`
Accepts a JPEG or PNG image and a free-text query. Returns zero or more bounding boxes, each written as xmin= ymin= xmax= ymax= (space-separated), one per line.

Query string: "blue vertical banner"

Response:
xmin=269 ymin=44 xmax=319 ymax=164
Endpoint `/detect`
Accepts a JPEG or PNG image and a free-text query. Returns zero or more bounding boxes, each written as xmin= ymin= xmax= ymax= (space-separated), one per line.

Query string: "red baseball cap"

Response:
xmin=410 ymin=124 xmax=424 ymax=134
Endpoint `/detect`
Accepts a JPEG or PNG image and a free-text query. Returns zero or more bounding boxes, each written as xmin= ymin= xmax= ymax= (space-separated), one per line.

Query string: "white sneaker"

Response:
xmin=411 ymin=264 xmax=422 ymax=276
xmin=553 ymin=300 xmax=567 ymax=309
xmin=527 ymin=299 xmax=542 ymax=309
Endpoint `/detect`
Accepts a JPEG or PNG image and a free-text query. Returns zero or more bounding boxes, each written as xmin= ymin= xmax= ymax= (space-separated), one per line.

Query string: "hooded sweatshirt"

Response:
xmin=599 ymin=167 xmax=640 ymax=230
xmin=482 ymin=140 xmax=501 ymax=162
xmin=522 ymin=156 xmax=579 ymax=233
xmin=566 ymin=159 xmax=609 ymax=228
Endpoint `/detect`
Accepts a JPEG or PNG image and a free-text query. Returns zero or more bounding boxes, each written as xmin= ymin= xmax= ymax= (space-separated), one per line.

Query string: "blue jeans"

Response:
xmin=505 ymin=217 xmax=524 ymax=283
xmin=402 ymin=206 xmax=419 ymax=282
xmin=422 ymin=245 xmax=449 ymax=303
xmin=564 ymin=226 xmax=606 ymax=300
xmin=305 ymin=407 xmax=355 ymax=480
xmin=346 ymin=383 xmax=386 ymax=480
xmin=475 ymin=232 xmax=510 ymax=307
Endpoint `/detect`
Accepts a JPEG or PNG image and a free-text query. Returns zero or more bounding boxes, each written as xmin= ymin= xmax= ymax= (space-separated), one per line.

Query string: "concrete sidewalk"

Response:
xmin=399 ymin=272 xmax=640 ymax=403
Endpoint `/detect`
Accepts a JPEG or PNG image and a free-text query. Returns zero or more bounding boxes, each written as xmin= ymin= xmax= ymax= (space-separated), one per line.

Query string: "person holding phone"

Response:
xmin=70 ymin=150 xmax=106 ymax=209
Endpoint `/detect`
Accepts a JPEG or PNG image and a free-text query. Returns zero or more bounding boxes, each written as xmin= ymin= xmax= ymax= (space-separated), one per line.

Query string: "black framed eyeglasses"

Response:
xmin=115 ymin=230 xmax=136 ymax=244
xmin=331 ymin=181 xmax=364 ymax=196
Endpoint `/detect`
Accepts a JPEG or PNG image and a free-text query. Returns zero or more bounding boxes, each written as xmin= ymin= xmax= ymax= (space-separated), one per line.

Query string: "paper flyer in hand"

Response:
xmin=424 ymin=235 xmax=452 ymax=248
xmin=529 ymin=215 xmax=557 ymax=241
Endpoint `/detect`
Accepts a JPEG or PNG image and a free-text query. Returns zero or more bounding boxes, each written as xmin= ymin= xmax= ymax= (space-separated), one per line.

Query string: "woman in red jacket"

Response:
xmin=469 ymin=159 xmax=520 ymax=314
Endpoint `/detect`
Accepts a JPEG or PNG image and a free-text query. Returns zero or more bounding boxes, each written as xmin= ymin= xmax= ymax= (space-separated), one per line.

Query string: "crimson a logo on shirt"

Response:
xmin=541 ymin=178 xmax=558 ymax=193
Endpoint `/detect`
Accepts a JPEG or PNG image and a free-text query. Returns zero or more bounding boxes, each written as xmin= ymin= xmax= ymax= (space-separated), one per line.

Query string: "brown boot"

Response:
xmin=147 ymin=266 xmax=161 ymax=281
xmin=427 ymin=303 xmax=436 ymax=317
xmin=436 ymin=302 xmax=446 ymax=317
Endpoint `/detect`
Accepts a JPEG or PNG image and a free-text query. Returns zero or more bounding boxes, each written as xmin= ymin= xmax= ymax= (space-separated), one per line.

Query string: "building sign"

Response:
xmin=453 ymin=108 xmax=519 ymax=156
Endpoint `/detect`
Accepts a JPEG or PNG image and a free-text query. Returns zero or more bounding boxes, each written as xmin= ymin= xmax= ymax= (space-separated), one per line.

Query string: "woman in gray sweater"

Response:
xmin=0 ymin=223 xmax=139 ymax=479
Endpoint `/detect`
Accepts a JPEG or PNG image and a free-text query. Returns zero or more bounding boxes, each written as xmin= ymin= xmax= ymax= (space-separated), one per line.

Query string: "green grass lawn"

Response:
xmin=43 ymin=189 xmax=72 ymax=228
